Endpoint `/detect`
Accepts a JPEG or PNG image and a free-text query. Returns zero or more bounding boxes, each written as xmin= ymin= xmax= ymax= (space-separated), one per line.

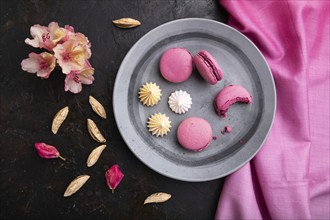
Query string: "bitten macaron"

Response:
xmin=214 ymin=84 xmax=252 ymax=117
xmin=177 ymin=117 xmax=213 ymax=152
xmin=193 ymin=50 xmax=223 ymax=85
xmin=160 ymin=48 xmax=193 ymax=83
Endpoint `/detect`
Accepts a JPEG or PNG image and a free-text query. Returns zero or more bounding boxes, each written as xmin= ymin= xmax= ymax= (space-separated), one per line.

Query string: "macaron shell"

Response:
xmin=214 ymin=85 xmax=252 ymax=117
xmin=160 ymin=48 xmax=193 ymax=83
xmin=193 ymin=50 xmax=223 ymax=85
xmin=177 ymin=117 xmax=212 ymax=152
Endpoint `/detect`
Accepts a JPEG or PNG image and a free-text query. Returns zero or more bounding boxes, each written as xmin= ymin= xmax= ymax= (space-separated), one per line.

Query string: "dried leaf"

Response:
xmin=87 ymin=144 xmax=107 ymax=167
xmin=51 ymin=106 xmax=69 ymax=134
xmin=87 ymin=118 xmax=106 ymax=143
xmin=144 ymin=192 xmax=171 ymax=205
xmin=89 ymin=96 xmax=107 ymax=119
xmin=112 ymin=18 xmax=141 ymax=29
xmin=64 ymin=175 xmax=90 ymax=197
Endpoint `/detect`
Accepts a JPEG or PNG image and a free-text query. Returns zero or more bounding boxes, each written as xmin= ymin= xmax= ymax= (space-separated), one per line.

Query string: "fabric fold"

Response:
xmin=216 ymin=1 xmax=329 ymax=219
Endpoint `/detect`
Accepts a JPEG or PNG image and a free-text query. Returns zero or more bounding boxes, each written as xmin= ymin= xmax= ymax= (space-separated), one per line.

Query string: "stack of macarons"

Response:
xmin=138 ymin=47 xmax=252 ymax=153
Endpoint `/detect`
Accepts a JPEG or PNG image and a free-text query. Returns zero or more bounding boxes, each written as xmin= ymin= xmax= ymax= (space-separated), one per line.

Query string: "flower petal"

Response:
xmin=38 ymin=52 xmax=56 ymax=78
xmin=54 ymin=40 xmax=89 ymax=74
xmin=74 ymin=33 xmax=90 ymax=46
xmin=65 ymin=25 xmax=75 ymax=33
xmin=79 ymin=73 xmax=94 ymax=85
xmin=21 ymin=53 xmax=40 ymax=73
xmin=53 ymin=43 xmax=71 ymax=74
xmin=48 ymin=22 xmax=60 ymax=32
xmin=79 ymin=65 xmax=94 ymax=85
xmin=48 ymin=22 xmax=66 ymax=44
xmin=21 ymin=52 xmax=55 ymax=79
xmin=64 ymin=72 xmax=82 ymax=94
xmin=25 ymin=25 xmax=48 ymax=48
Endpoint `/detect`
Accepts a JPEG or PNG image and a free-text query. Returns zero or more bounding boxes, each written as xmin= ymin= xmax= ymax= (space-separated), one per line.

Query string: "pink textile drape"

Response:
xmin=216 ymin=1 xmax=329 ymax=219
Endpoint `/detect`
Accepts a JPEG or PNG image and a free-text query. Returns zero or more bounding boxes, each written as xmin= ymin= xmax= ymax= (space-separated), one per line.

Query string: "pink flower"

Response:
xmin=22 ymin=22 xmax=94 ymax=94
xmin=48 ymin=22 xmax=71 ymax=44
xmin=69 ymin=32 xmax=91 ymax=47
xmin=25 ymin=22 xmax=73 ymax=51
xmin=60 ymin=25 xmax=75 ymax=42
xmin=105 ymin=165 xmax=124 ymax=193
xmin=24 ymin=24 xmax=49 ymax=49
xmin=21 ymin=52 xmax=56 ymax=79
xmin=53 ymin=34 xmax=92 ymax=74
xmin=34 ymin=142 xmax=65 ymax=160
xmin=64 ymin=62 xmax=94 ymax=93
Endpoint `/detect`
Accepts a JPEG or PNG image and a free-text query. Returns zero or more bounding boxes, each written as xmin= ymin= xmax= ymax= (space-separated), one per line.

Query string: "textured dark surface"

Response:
xmin=0 ymin=0 xmax=228 ymax=219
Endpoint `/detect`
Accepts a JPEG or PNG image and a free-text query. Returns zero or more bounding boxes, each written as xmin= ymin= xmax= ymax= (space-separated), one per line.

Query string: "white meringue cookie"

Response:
xmin=168 ymin=90 xmax=192 ymax=114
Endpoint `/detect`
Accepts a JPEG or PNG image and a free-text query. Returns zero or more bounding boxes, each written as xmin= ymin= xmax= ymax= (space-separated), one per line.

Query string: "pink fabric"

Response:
xmin=216 ymin=1 xmax=330 ymax=219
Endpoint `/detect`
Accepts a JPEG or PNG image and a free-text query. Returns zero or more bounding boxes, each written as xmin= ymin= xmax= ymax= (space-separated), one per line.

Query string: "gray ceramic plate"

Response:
xmin=113 ymin=18 xmax=276 ymax=182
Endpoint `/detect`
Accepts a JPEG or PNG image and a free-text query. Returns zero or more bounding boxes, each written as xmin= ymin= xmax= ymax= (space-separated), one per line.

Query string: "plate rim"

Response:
xmin=113 ymin=18 xmax=276 ymax=182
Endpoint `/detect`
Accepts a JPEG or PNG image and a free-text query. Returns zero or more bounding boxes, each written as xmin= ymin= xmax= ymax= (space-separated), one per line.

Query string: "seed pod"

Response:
xmin=144 ymin=192 xmax=171 ymax=205
xmin=112 ymin=18 xmax=141 ymax=29
xmin=51 ymin=106 xmax=69 ymax=134
xmin=87 ymin=145 xmax=107 ymax=167
xmin=89 ymin=96 xmax=107 ymax=119
xmin=87 ymin=118 xmax=106 ymax=143
xmin=64 ymin=175 xmax=90 ymax=197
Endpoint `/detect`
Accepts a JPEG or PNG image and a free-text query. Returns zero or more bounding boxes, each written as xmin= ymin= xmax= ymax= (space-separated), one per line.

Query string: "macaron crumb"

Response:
xmin=221 ymin=126 xmax=232 ymax=134
xmin=213 ymin=136 xmax=217 ymax=140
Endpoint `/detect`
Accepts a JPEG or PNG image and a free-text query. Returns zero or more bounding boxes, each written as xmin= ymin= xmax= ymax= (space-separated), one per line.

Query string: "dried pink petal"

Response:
xmin=105 ymin=164 xmax=124 ymax=193
xmin=34 ymin=142 xmax=65 ymax=161
xmin=21 ymin=52 xmax=56 ymax=79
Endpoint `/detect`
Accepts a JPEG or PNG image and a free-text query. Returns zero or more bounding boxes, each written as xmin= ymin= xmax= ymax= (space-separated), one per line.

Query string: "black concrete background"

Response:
xmin=0 ymin=0 xmax=228 ymax=219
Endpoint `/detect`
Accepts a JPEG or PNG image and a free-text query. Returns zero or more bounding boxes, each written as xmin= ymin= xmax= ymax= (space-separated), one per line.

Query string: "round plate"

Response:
xmin=113 ymin=18 xmax=276 ymax=182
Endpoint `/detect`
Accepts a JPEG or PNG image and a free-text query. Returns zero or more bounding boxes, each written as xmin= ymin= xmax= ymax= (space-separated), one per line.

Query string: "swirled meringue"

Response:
xmin=168 ymin=90 xmax=192 ymax=114
xmin=147 ymin=113 xmax=171 ymax=137
xmin=138 ymin=82 xmax=162 ymax=106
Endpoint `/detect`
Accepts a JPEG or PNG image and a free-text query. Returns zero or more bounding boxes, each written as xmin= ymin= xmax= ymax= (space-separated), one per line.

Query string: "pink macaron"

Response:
xmin=160 ymin=48 xmax=193 ymax=83
xmin=214 ymin=85 xmax=252 ymax=117
xmin=193 ymin=50 xmax=223 ymax=85
xmin=177 ymin=117 xmax=213 ymax=152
